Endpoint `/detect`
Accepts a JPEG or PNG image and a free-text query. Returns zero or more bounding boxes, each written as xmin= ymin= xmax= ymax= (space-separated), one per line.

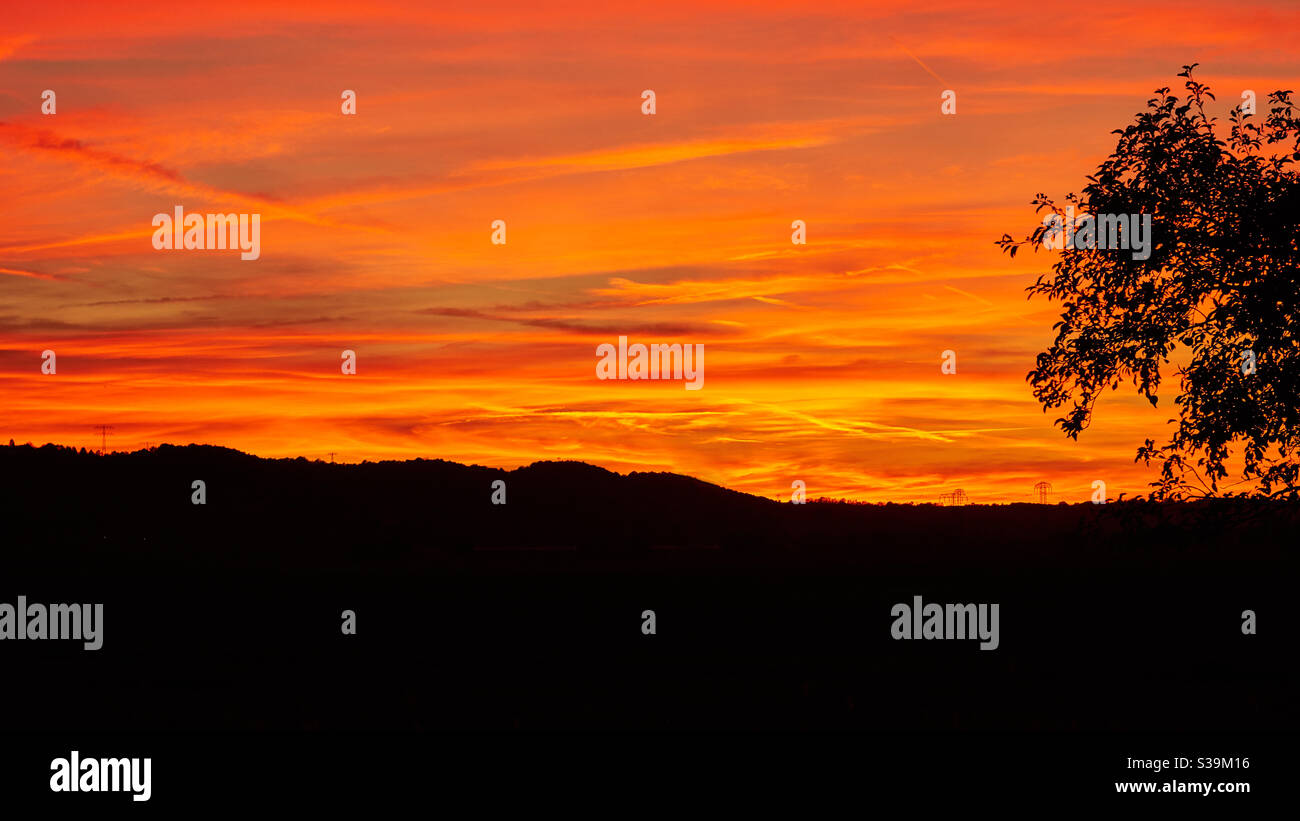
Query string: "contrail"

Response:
xmin=889 ymin=34 xmax=948 ymax=87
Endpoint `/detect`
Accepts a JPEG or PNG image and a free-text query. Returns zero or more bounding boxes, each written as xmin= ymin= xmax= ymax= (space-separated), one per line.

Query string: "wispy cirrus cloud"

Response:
xmin=2 ymin=0 xmax=1296 ymax=501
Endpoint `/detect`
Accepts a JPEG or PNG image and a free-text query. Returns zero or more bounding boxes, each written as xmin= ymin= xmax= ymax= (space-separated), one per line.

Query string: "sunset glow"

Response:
xmin=3 ymin=0 xmax=1298 ymax=501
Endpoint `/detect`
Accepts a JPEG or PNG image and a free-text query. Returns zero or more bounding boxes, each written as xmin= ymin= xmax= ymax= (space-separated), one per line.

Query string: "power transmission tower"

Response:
xmin=940 ymin=489 xmax=968 ymax=506
xmin=93 ymin=424 xmax=114 ymax=456
xmin=328 ymin=452 xmax=336 ymax=463
xmin=1034 ymin=481 xmax=1053 ymax=504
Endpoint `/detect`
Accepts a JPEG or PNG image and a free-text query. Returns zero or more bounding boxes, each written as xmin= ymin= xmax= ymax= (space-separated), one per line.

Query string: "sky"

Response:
xmin=1 ymin=0 xmax=1297 ymax=502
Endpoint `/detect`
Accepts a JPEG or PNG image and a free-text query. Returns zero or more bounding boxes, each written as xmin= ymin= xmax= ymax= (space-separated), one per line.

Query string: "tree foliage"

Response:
xmin=998 ymin=66 xmax=1300 ymax=499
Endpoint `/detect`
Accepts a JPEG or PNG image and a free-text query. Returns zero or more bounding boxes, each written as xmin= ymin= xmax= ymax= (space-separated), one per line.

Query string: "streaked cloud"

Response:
xmin=2 ymin=0 xmax=1296 ymax=501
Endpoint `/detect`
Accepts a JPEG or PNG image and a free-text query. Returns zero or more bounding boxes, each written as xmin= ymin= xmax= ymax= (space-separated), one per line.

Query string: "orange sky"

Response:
xmin=2 ymin=0 xmax=1297 ymax=502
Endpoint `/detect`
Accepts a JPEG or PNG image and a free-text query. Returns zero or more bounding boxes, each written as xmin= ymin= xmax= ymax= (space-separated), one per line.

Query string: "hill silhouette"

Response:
xmin=0 ymin=441 xmax=1295 ymax=734
xmin=3 ymin=441 xmax=1296 ymax=571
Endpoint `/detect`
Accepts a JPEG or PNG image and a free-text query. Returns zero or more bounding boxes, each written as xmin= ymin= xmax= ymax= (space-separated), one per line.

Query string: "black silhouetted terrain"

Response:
xmin=0 ymin=443 xmax=1296 ymax=734
xmin=5 ymin=442 xmax=1296 ymax=568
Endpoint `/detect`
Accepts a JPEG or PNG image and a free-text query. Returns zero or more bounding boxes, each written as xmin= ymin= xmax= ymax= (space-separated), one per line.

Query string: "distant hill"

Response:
xmin=1 ymin=442 xmax=1295 ymax=571
xmin=1 ymin=441 xmax=1296 ymax=736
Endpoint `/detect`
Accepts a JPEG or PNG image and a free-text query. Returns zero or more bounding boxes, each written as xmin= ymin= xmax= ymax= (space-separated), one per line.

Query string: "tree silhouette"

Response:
xmin=998 ymin=65 xmax=1300 ymax=499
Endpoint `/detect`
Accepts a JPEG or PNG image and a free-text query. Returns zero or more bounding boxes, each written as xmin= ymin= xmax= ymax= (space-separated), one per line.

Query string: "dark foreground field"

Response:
xmin=0 ymin=443 xmax=1295 ymax=735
